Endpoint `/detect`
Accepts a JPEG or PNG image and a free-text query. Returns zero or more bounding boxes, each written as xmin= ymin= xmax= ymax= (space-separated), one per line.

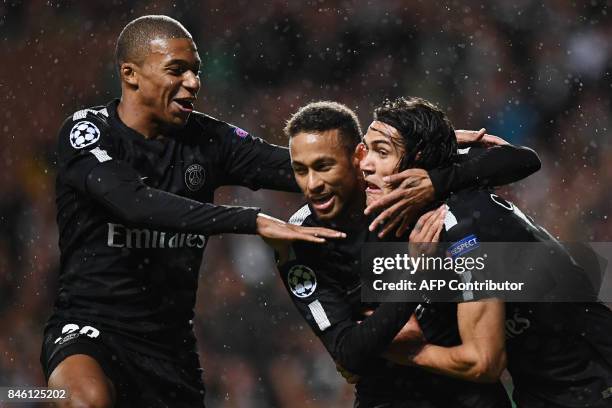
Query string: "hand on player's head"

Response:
xmin=361 ymin=96 xmax=458 ymax=238
xmin=363 ymin=168 xmax=435 ymax=238
xmin=360 ymin=121 xmax=406 ymax=209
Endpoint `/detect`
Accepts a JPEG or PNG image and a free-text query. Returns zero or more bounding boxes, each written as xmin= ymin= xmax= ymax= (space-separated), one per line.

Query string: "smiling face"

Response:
xmin=290 ymin=129 xmax=363 ymax=221
xmin=130 ymin=37 xmax=201 ymax=128
xmin=360 ymin=121 xmax=406 ymax=205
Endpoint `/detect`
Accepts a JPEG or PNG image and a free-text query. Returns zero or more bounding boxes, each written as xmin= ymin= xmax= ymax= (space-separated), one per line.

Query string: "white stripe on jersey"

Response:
xmin=72 ymin=108 xmax=109 ymax=121
xmin=308 ymin=299 xmax=332 ymax=331
xmin=72 ymin=109 xmax=88 ymax=121
xmin=444 ymin=207 xmax=458 ymax=231
xmin=458 ymin=147 xmax=471 ymax=155
xmin=460 ymin=270 xmax=474 ymax=301
xmin=90 ymin=147 xmax=112 ymax=163
xmin=289 ymin=204 xmax=311 ymax=226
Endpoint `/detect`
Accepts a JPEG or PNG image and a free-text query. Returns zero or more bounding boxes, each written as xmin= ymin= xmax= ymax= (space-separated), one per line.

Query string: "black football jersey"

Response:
xmin=275 ymin=144 xmax=543 ymax=406
xmin=48 ymin=99 xmax=298 ymax=358
xmin=442 ymin=189 xmax=612 ymax=407
xmin=279 ymin=205 xmax=511 ymax=407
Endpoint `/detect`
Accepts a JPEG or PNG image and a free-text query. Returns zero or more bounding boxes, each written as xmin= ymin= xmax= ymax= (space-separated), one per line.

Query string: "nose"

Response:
xmin=183 ymin=71 xmax=200 ymax=95
xmin=307 ymin=171 xmax=324 ymax=194
xmin=360 ymin=150 xmax=375 ymax=176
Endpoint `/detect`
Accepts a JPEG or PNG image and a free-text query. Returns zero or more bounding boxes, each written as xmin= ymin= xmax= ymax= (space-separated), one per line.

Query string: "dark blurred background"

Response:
xmin=0 ymin=1 xmax=610 ymax=406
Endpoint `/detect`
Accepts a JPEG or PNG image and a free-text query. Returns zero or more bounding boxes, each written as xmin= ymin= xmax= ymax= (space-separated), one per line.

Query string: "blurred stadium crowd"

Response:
xmin=0 ymin=1 xmax=610 ymax=406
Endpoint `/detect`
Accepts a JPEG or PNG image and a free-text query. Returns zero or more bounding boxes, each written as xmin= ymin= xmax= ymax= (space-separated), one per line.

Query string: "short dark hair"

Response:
xmin=284 ymin=101 xmax=362 ymax=153
xmin=373 ymin=96 xmax=457 ymax=171
xmin=115 ymin=15 xmax=192 ymax=68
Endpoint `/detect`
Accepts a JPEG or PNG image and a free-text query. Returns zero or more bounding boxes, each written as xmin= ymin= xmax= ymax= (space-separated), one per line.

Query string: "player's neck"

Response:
xmin=329 ymin=190 xmax=367 ymax=231
xmin=117 ymin=97 xmax=164 ymax=139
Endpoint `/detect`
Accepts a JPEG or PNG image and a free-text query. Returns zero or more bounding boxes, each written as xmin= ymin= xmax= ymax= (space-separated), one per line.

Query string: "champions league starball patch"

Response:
xmin=287 ymin=265 xmax=317 ymax=298
xmin=69 ymin=121 xmax=100 ymax=149
xmin=184 ymin=163 xmax=205 ymax=191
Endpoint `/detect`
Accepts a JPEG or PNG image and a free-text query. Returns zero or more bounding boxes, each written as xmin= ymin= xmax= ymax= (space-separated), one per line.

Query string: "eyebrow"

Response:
xmin=292 ymin=155 xmax=336 ymax=166
xmin=165 ymin=59 xmax=201 ymax=68
xmin=370 ymin=139 xmax=392 ymax=147
xmin=366 ymin=139 xmax=393 ymax=151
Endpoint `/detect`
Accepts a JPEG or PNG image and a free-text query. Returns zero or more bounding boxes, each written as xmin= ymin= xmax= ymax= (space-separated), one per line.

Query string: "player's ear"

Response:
xmin=353 ymin=142 xmax=366 ymax=166
xmin=120 ymin=62 xmax=139 ymax=87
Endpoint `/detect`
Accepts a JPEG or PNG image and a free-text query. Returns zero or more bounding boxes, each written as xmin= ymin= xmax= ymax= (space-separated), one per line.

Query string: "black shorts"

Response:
xmin=40 ymin=320 xmax=206 ymax=408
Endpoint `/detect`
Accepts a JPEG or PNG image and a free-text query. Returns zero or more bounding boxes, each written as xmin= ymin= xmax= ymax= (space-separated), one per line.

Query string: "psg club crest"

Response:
xmin=69 ymin=121 xmax=100 ymax=149
xmin=287 ymin=265 xmax=317 ymax=298
xmin=185 ymin=164 xmax=205 ymax=191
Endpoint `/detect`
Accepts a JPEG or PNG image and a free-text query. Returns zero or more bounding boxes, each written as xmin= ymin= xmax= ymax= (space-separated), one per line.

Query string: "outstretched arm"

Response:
xmin=428 ymin=144 xmax=540 ymax=201
xmin=59 ymin=119 xmax=340 ymax=242
xmin=365 ymin=132 xmax=541 ymax=237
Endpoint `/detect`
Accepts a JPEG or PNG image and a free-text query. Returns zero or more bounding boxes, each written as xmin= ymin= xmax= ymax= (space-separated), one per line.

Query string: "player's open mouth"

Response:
xmin=365 ymin=181 xmax=382 ymax=194
xmin=173 ymin=98 xmax=195 ymax=113
xmin=310 ymin=193 xmax=335 ymax=212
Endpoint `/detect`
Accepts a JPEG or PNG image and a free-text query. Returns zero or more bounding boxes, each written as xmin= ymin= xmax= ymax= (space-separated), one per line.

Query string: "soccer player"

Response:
xmin=360 ymin=96 xmax=612 ymax=407
xmin=277 ymin=100 xmax=541 ymax=406
xmin=40 ymin=15 xmax=347 ymax=408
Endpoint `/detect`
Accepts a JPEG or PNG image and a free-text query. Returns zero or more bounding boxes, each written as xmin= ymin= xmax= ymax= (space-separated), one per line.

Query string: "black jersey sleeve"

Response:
xmin=278 ymin=257 xmax=417 ymax=374
xmin=442 ymin=192 xmax=513 ymax=302
xmin=429 ymin=145 xmax=541 ymax=200
xmin=85 ymin=161 xmax=260 ymax=235
xmin=56 ymin=111 xmax=119 ymax=193
xmin=444 ymin=191 xmax=596 ymax=302
xmin=57 ymin=113 xmax=260 ymax=235
xmin=218 ymin=124 xmax=300 ymax=192
xmin=442 ymin=205 xmax=492 ymax=302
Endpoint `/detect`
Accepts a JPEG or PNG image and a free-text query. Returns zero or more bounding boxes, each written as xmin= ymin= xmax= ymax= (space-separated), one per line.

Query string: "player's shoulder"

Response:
xmin=446 ymin=189 xmax=511 ymax=220
xmin=58 ymin=105 xmax=112 ymax=150
xmin=189 ymin=111 xmax=251 ymax=140
xmin=443 ymin=189 xmax=516 ymax=239
xmin=189 ymin=110 xmax=226 ymax=129
xmin=289 ymin=204 xmax=316 ymax=227
xmin=62 ymin=105 xmax=111 ymax=129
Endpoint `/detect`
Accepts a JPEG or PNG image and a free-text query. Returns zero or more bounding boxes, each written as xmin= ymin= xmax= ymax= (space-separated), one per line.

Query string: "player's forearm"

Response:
xmin=410 ymin=343 xmax=505 ymax=383
xmin=380 ymin=312 xmax=425 ymax=362
xmin=85 ymin=160 xmax=260 ymax=235
xmin=429 ymin=145 xmax=541 ymax=199
xmin=381 ymin=341 xmax=423 ymax=366
xmin=332 ymin=302 xmax=418 ymax=373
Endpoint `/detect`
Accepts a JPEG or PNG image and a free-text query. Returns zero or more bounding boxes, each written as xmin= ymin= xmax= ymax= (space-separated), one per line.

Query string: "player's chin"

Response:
xmin=168 ymin=111 xmax=190 ymax=127
xmin=313 ymin=202 xmax=343 ymax=221
xmin=314 ymin=209 xmax=338 ymax=221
